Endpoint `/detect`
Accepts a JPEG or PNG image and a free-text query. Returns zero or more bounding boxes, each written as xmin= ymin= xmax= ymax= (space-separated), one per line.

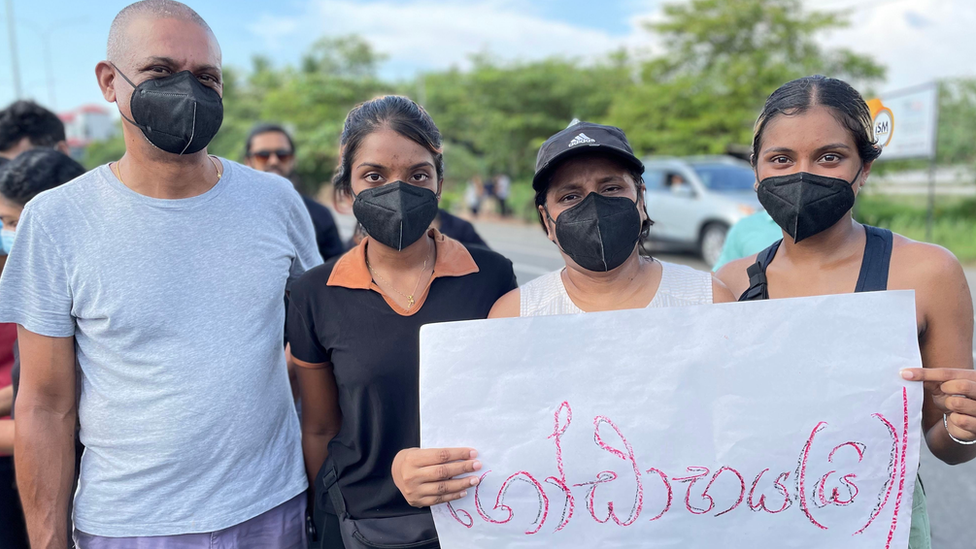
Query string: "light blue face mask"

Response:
xmin=1 ymin=229 xmax=16 ymax=255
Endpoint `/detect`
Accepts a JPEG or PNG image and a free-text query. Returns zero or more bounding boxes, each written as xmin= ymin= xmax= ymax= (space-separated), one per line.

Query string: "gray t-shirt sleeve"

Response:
xmin=0 ymin=201 xmax=74 ymax=337
xmin=287 ymin=190 xmax=324 ymax=283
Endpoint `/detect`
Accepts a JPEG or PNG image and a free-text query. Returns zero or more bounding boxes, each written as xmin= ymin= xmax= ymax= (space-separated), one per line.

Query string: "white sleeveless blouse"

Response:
xmin=519 ymin=260 xmax=713 ymax=317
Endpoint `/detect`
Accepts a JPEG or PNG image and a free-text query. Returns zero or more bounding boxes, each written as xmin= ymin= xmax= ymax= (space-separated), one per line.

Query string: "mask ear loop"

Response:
xmin=634 ymin=178 xmax=654 ymax=260
xmin=849 ymin=166 xmax=864 ymax=188
xmin=110 ymin=63 xmax=149 ymax=133
xmin=541 ymin=201 xmax=571 ymax=258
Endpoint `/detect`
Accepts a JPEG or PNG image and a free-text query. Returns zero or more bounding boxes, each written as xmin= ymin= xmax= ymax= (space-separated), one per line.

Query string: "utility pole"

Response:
xmin=5 ymin=0 xmax=22 ymax=99
xmin=925 ymin=81 xmax=941 ymax=243
xmin=18 ymin=17 xmax=87 ymax=109
xmin=41 ymin=27 xmax=54 ymax=107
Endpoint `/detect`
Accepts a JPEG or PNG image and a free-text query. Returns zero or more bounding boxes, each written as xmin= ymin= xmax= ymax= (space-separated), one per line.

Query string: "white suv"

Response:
xmin=643 ymin=156 xmax=761 ymax=267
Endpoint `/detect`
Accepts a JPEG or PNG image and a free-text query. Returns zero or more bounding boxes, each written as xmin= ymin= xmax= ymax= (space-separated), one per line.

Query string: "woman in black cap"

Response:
xmin=391 ymin=121 xmax=734 ymax=507
xmin=716 ymin=75 xmax=976 ymax=549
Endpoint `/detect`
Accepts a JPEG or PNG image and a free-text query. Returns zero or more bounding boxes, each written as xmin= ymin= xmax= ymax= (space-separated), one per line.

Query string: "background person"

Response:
xmin=494 ymin=173 xmax=511 ymax=217
xmin=0 ymin=2 xmax=321 ymax=547
xmin=465 ymin=175 xmax=483 ymax=217
xmin=0 ymin=100 xmax=69 ymax=274
xmin=392 ymin=122 xmax=734 ymax=509
xmin=0 ymin=149 xmax=87 ymax=450
xmin=245 ymin=123 xmax=346 ymax=262
xmin=665 ymin=172 xmax=688 ymax=191
xmin=711 ymin=209 xmax=781 ymax=271
xmin=716 ymin=75 xmax=976 ymax=549
xmin=0 ymin=101 xmax=69 ymax=161
xmin=0 ymin=155 xmax=27 ymax=549
xmin=286 ymin=95 xmax=516 ymax=549
xmin=0 ymin=149 xmax=86 ymax=549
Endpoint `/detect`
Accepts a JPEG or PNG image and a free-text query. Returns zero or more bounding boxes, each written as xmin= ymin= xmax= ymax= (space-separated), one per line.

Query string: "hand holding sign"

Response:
xmin=902 ymin=368 xmax=976 ymax=443
xmin=392 ymin=447 xmax=482 ymax=507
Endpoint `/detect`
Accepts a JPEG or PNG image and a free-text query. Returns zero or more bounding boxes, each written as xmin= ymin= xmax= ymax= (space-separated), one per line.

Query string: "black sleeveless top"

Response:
xmin=739 ymin=225 xmax=893 ymax=301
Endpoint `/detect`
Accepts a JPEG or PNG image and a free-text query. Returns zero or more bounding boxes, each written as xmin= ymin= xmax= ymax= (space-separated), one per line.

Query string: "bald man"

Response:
xmin=0 ymin=2 xmax=320 ymax=547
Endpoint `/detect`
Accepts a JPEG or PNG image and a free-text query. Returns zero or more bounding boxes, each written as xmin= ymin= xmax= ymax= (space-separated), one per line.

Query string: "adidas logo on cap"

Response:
xmin=568 ymin=133 xmax=596 ymax=147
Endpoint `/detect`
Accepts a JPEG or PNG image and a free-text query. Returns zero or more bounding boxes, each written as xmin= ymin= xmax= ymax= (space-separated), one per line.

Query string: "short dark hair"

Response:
xmin=533 ymin=151 xmax=652 ymax=237
xmin=245 ymin=123 xmax=295 ymax=156
xmin=0 ymin=101 xmax=66 ymax=152
xmin=333 ymin=95 xmax=443 ymax=198
xmin=752 ymin=75 xmax=882 ymax=166
xmin=0 ymin=149 xmax=86 ymax=206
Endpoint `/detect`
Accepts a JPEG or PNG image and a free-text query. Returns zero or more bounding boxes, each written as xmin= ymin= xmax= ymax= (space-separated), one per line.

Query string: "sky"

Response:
xmin=0 ymin=0 xmax=972 ymax=114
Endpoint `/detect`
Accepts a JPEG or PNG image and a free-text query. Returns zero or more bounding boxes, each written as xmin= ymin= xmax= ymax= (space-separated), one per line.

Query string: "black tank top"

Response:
xmin=738 ymin=225 xmax=893 ymax=301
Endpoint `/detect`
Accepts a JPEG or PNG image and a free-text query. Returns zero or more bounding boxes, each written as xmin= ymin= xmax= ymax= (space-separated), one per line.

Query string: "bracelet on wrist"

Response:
xmin=944 ymin=413 xmax=976 ymax=445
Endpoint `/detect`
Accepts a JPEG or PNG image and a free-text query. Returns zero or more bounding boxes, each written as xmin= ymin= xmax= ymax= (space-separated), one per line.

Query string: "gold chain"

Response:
xmin=366 ymin=239 xmax=433 ymax=309
xmin=112 ymin=155 xmax=222 ymax=186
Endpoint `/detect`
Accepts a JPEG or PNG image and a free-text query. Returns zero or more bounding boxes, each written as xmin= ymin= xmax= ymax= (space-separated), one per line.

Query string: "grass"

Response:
xmin=856 ymin=196 xmax=976 ymax=262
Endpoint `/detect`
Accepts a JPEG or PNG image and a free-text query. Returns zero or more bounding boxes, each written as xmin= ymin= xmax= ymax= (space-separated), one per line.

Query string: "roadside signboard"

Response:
xmin=868 ymin=83 xmax=939 ymax=161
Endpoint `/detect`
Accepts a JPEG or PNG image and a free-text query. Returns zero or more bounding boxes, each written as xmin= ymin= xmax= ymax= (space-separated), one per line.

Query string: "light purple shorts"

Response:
xmin=74 ymin=493 xmax=306 ymax=549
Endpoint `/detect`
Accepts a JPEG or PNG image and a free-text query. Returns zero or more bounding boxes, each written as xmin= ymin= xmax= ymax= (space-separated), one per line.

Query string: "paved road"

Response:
xmin=338 ymin=214 xmax=976 ymax=547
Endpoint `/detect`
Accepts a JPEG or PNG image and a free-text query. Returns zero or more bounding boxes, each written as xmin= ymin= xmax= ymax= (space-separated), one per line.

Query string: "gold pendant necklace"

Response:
xmin=112 ymin=155 xmax=222 ymax=186
xmin=366 ymin=239 xmax=433 ymax=309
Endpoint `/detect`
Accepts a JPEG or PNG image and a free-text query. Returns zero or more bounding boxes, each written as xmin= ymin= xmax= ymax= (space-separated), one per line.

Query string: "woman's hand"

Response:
xmin=902 ymin=368 xmax=976 ymax=442
xmin=392 ymin=447 xmax=482 ymax=507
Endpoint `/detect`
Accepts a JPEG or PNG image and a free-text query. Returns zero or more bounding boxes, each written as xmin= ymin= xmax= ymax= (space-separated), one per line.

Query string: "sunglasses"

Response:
xmin=249 ymin=149 xmax=294 ymax=162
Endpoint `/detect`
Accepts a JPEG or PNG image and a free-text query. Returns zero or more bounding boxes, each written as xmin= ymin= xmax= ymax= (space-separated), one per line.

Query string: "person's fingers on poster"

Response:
xmin=392 ymin=447 xmax=482 ymax=507
xmin=902 ymin=368 xmax=976 ymax=440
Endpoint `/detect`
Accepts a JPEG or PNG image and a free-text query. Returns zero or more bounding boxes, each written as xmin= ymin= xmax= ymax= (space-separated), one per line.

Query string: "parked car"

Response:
xmin=643 ymin=156 xmax=760 ymax=266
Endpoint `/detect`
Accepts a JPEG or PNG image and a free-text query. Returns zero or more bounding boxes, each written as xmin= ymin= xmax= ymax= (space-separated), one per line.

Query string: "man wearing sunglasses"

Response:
xmin=245 ymin=123 xmax=345 ymax=262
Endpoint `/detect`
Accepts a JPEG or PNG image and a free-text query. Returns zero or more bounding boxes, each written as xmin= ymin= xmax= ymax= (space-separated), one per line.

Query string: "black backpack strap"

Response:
xmin=738 ymin=239 xmax=782 ymax=301
xmin=854 ymin=225 xmax=893 ymax=293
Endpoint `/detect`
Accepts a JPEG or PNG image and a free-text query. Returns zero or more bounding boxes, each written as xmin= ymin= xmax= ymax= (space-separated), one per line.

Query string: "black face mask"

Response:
xmin=353 ymin=182 xmax=439 ymax=251
xmin=114 ymin=64 xmax=223 ymax=155
xmin=546 ymin=192 xmax=642 ymax=272
xmin=757 ymin=168 xmax=860 ymax=243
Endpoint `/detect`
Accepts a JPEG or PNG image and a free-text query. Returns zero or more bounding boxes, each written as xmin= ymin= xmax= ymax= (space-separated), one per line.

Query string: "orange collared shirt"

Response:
xmin=327 ymin=228 xmax=479 ymax=316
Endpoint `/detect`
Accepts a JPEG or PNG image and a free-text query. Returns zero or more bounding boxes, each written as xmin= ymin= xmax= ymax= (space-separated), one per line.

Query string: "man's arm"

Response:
xmin=15 ymin=327 xmax=76 ymax=549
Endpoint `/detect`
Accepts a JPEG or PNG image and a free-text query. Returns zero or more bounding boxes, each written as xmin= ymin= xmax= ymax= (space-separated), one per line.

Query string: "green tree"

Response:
xmin=607 ymin=0 xmax=885 ymax=156
xmin=82 ymin=124 xmax=125 ymax=170
xmin=937 ymin=78 xmax=976 ymax=166
xmin=421 ymin=52 xmax=633 ymax=182
xmin=209 ymin=36 xmax=391 ymax=189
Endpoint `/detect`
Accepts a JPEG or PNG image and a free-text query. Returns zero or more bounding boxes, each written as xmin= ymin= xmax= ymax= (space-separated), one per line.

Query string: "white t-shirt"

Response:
xmin=519 ymin=260 xmax=713 ymax=316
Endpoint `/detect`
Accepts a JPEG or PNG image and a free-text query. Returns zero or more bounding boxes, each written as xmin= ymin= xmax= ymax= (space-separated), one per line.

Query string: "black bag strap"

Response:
xmin=321 ymin=463 xmax=347 ymax=518
xmin=854 ymin=225 xmax=893 ymax=293
xmin=738 ymin=239 xmax=783 ymax=301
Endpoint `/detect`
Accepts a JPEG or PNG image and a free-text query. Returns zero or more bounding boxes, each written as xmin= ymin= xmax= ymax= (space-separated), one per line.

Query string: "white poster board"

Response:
xmin=420 ymin=291 xmax=923 ymax=548
xmin=871 ymin=83 xmax=938 ymax=160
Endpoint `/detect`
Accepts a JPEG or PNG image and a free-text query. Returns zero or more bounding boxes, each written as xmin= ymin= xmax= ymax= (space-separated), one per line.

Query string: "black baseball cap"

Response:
xmin=532 ymin=120 xmax=644 ymax=192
